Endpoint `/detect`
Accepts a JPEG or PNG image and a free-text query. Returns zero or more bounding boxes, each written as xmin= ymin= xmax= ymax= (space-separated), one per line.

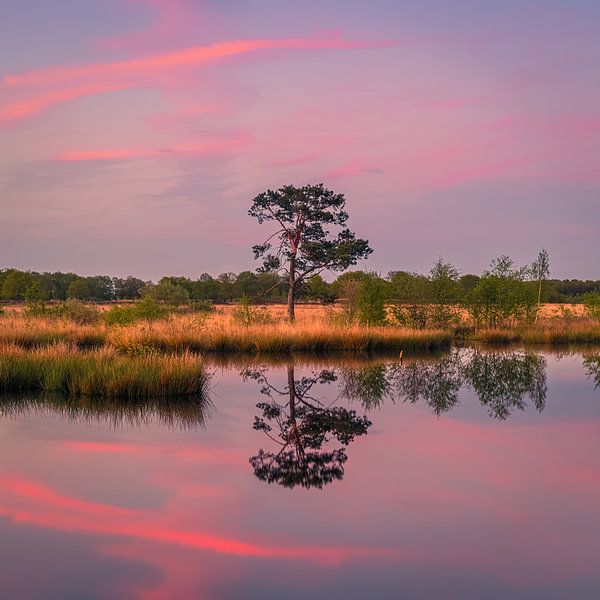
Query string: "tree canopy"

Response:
xmin=249 ymin=184 xmax=372 ymax=319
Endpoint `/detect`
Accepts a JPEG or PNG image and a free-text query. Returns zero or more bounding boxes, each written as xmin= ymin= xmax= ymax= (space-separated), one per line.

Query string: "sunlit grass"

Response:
xmin=0 ymin=310 xmax=598 ymax=357
xmin=0 ymin=313 xmax=453 ymax=354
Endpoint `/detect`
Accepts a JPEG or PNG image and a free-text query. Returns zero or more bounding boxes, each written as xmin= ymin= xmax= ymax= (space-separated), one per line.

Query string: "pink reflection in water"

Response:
xmin=0 ymin=354 xmax=598 ymax=598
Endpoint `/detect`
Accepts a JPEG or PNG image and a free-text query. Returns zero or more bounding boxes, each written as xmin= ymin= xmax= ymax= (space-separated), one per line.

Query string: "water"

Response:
xmin=1 ymin=348 xmax=599 ymax=599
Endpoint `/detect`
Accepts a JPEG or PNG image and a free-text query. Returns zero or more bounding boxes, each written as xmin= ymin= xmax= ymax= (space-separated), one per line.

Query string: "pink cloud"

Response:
xmin=0 ymin=34 xmax=393 ymax=126
xmin=0 ymin=83 xmax=127 ymax=124
xmin=325 ymin=159 xmax=385 ymax=179
xmin=3 ymin=35 xmax=387 ymax=90
xmin=54 ymin=133 xmax=251 ymax=162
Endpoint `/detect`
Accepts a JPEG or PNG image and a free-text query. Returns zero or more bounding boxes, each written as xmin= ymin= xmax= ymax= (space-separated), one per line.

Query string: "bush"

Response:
xmin=584 ymin=292 xmax=600 ymax=322
xmin=59 ymin=299 xmax=101 ymax=325
xmin=464 ymin=256 xmax=537 ymax=329
xmin=104 ymin=305 xmax=138 ymax=327
xmin=24 ymin=300 xmax=48 ymax=317
xmin=134 ymin=297 xmax=168 ymax=321
xmin=232 ymin=295 xmax=273 ymax=326
xmin=356 ymin=276 xmax=388 ymax=326
xmin=191 ymin=300 xmax=215 ymax=313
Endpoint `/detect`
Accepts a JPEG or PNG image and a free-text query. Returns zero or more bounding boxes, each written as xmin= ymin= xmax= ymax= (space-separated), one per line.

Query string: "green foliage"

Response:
xmin=113 ymin=276 xmax=146 ymax=300
xmin=305 ymin=275 xmax=336 ymax=304
xmin=141 ymin=282 xmax=190 ymax=306
xmin=429 ymin=257 xmax=461 ymax=328
xmin=57 ymin=299 xmax=102 ymax=325
xmin=250 ymin=183 xmax=372 ymax=319
xmin=232 ymin=295 xmax=273 ymax=326
xmin=103 ymin=305 xmax=138 ymax=327
xmin=104 ymin=298 xmax=168 ymax=326
xmin=1 ymin=269 xmax=32 ymax=301
xmin=465 ymin=256 xmax=538 ymax=329
xmin=388 ymin=271 xmax=432 ymax=327
xmin=583 ymin=292 xmax=600 ymax=322
xmin=133 ymin=297 xmax=168 ymax=321
xmin=530 ymin=248 xmax=550 ymax=307
xmin=191 ymin=300 xmax=215 ymax=313
xmin=356 ymin=274 xmax=388 ymax=326
xmin=67 ymin=278 xmax=94 ymax=300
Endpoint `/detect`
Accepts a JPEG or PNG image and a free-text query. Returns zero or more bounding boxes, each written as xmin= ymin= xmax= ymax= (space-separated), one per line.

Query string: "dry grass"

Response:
xmin=473 ymin=318 xmax=600 ymax=345
xmin=0 ymin=306 xmax=598 ymax=358
xmin=0 ymin=312 xmax=453 ymax=354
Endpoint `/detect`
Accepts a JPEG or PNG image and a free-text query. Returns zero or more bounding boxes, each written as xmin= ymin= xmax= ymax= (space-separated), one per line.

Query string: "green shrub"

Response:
xmin=584 ymin=292 xmax=600 ymax=322
xmin=24 ymin=300 xmax=48 ymax=317
xmin=133 ymin=297 xmax=169 ymax=321
xmin=191 ymin=300 xmax=215 ymax=313
xmin=356 ymin=276 xmax=388 ymax=326
xmin=232 ymin=295 xmax=273 ymax=326
xmin=55 ymin=299 xmax=101 ymax=325
xmin=104 ymin=305 xmax=138 ymax=326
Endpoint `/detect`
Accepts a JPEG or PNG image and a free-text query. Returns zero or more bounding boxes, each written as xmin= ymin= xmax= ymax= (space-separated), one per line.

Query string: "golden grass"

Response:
xmin=473 ymin=319 xmax=600 ymax=345
xmin=0 ymin=342 xmax=210 ymax=398
xmin=0 ymin=308 xmax=598 ymax=358
xmin=0 ymin=313 xmax=453 ymax=354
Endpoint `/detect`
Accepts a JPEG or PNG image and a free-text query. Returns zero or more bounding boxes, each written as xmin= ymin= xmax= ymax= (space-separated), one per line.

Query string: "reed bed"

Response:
xmin=107 ymin=319 xmax=453 ymax=354
xmin=0 ymin=312 xmax=598 ymax=358
xmin=473 ymin=320 xmax=600 ymax=345
xmin=0 ymin=343 xmax=210 ymax=398
xmin=0 ymin=314 xmax=452 ymax=354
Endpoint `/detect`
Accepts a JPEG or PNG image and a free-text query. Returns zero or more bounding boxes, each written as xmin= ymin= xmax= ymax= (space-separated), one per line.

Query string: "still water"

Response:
xmin=1 ymin=348 xmax=599 ymax=599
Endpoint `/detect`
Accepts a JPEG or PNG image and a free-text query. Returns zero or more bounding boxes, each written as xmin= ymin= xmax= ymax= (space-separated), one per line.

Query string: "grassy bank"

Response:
xmin=0 ymin=343 xmax=210 ymax=398
xmin=0 ymin=312 xmax=598 ymax=359
xmin=0 ymin=314 xmax=453 ymax=354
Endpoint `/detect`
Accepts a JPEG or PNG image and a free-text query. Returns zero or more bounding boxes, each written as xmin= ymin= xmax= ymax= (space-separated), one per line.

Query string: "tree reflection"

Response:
xmin=338 ymin=364 xmax=394 ymax=409
xmin=463 ymin=350 xmax=547 ymax=420
xmin=583 ymin=354 xmax=600 ymax=389
xmin=244 ymin=366 xmax=371 ymax=489
xmin=389 ymin=353 xmax=463 ymax=416
xmin=338 ymin=350 xmax=548 ymax=420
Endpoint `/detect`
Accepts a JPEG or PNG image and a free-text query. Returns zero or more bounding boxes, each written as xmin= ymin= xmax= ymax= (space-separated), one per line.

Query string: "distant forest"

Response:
xmin=1 ymin=266 xmax=598 ymax=305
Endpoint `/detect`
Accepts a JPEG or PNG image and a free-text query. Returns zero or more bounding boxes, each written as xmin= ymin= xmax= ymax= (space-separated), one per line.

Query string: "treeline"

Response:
xmin=0 ymin=262 xmax=598 ymax=305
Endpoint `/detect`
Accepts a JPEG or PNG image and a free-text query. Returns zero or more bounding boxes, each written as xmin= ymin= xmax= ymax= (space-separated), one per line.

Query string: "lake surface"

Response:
xmin=1 ymin=348 xmax=599 ymax=599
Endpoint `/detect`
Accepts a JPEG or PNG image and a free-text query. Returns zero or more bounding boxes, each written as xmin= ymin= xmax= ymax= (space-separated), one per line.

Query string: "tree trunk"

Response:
xmin=287 ymin=279 xmax=296 ymax=321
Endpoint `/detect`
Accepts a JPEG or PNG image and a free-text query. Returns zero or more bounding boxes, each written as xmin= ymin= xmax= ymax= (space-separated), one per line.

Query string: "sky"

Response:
xmin=0 ymin=0 xmax=599 ymax=280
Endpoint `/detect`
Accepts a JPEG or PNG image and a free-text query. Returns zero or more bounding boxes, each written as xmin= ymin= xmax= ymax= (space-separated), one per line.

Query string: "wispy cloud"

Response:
xmin=54 ymin=133 xmax=251 ymax=162
xmin=1 ymin=34 xmax=393 ymax=124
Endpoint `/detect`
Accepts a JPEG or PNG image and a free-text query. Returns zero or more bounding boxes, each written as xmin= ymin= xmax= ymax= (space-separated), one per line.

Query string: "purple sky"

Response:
xmin=1 ymin=0 xmax=599 ymax=279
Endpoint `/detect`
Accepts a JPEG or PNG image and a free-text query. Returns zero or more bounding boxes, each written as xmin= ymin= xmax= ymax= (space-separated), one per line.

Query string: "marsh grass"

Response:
xmin=0 ymin=310 xmax=598 ymax=357
xmin=474 ymin=319 xmax=600 ymax=345
xmin=0 ymin=343 xmax=210 ymax=398
xmin=0 ymin=313 xmax=453 ymax=354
